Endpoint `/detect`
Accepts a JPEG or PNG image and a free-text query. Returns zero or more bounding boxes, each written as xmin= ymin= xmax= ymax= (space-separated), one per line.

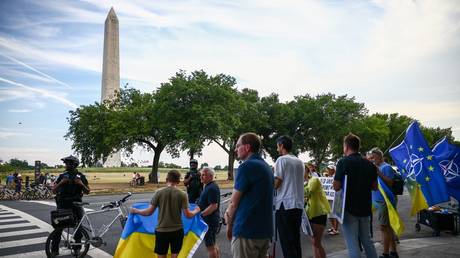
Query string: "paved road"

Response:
xmin=0 ymin=190 xmax=458 ymax=257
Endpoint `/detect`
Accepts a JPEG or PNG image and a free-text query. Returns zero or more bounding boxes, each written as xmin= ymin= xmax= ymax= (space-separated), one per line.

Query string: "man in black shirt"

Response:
xmin=50 ymin=155 xmax=90 ymax=256
xmin=333 ymin=133 xmax=378 ymax=258
xmin=184 ymin=159 xmax=203 ymax=203
xmin=198 ymin=167 xmax=221 ymax=258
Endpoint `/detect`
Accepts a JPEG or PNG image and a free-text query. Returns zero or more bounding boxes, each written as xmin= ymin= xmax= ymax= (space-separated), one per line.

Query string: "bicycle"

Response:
xmin=216 ymin=192 xmax=232 ymax=234
xmin=45 ymin=192 xmax=132 ymax=258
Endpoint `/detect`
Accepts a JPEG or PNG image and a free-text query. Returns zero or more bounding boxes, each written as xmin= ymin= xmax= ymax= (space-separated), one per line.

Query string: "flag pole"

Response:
xmin=384 ymin=121 xmax=416 ymax=154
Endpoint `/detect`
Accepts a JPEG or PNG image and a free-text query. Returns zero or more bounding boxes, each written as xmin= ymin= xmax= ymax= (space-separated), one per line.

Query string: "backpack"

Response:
xmin=391 ymin=171 xmax=404 ymax=195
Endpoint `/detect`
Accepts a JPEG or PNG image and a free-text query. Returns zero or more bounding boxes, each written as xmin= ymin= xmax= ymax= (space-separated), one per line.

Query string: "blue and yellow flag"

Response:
xmin=114 ymin=203 xmax=208 ymax=258
xmin=390 ymin=141 xmax=428 ymax=216
xmin=390 ymin=122 xmax=449 ymax=207
xmin=377 ymin=178 xmax=405 ymax=236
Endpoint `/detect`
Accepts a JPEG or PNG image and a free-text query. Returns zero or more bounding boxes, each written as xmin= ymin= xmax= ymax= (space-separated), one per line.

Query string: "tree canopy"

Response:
xmin=65 ymin=70 xmax=457 ymax=181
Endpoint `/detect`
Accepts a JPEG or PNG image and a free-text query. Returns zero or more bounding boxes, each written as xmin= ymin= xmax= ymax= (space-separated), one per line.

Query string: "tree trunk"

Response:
xmin=227 ymin=152 xmax=235 ymax=180
xmin=149 ymin=144 xmax=164 ymax=184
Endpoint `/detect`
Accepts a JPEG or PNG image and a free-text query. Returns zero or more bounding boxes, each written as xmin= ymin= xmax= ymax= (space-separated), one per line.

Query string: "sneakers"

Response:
xmin=379 ymin=252 xmax=399 ymax=258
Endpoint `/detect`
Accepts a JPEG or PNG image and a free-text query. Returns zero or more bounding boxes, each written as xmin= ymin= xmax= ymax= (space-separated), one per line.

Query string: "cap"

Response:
xmin=61 ymin=155 xmax=80 ymax=165
xmin=189 ymin=159 xmax=198 ymax=164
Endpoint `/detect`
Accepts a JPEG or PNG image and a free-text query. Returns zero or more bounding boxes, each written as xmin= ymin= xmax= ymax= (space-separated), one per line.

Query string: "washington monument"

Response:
xmin=101 ymin=7 xmax=121 ymax=167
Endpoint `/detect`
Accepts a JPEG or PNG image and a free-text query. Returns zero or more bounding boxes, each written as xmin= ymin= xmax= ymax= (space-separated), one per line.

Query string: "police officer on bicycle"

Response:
xmin=50 ymin=155 xmax=90 ymax=256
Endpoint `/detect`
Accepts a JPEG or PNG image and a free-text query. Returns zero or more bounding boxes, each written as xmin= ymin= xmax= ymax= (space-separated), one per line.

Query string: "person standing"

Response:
xmin=305 ymin=176 xmax=331 ymax=258
xmin=368 ymin=148 xmax=399 ymax=258
xmin=184 ymin=159 xmax=203 ymax=203
xmin=333 ymin=133 xmax=378 ymax=258
xmin=51 ymin=155 xmax=90 ymax=256
xmin=131 ymin=170 xmax=200 ymax=258
xmin=198 ymin=167 xmax=221 ymax=258
xmin=225 ymin=133 xmax=274 ymax=258
xmin=326 ymin=164 xmax=340 ymax=236
xmin=274 ymin=135 xmax=304 ymax=258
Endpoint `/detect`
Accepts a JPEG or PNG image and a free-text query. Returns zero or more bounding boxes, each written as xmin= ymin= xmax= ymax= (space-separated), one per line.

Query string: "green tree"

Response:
xmin=66 ymin=88 xmax=179 ymax=183
xmin=212 ymin=88 xmax=268 ymax=179
xmin=258 ymin=94 xmax=297 ymax=161
xmin=9 ymin=158 xmax=29 ymax=169
xmin=346 ymin=114 xmax=391 ymax=156
xmin=294 ymin=94 xmax=366 ymax=166
xmin=156 ymin=70 xmax=241 ymax=179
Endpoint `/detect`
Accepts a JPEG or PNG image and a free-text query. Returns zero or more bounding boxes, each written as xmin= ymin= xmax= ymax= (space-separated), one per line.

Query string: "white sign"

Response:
xmin=331 ymin=175 xmax=347 ymax=224
xmin=319 ymin=177 xmax=335 ymax=201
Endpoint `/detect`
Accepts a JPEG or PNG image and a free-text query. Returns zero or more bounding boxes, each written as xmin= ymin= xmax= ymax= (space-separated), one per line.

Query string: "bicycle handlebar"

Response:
xmin=221 ymin=192 xmax=232 ymax=198
xmin=101 ymin=192 xmax=132 ymax=210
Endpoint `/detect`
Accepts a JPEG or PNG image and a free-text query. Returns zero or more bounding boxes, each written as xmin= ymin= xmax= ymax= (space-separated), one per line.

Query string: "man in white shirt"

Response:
xmin=274 ymin=135 xmax=305 ymax=258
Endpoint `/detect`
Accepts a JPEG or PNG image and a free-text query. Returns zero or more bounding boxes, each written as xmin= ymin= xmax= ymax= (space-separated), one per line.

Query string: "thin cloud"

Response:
xmin=8 ymin=109 xmax=32 ymax=113
xmin=0 ymin=76 xmax=77 ymax=108
xmin=0 ymin=52 xmax=71 ymax=88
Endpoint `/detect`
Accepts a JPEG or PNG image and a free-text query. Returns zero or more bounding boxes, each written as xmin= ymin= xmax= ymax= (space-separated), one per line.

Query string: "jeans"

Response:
xmin=341 ymin=212 xmax=377 ymax=258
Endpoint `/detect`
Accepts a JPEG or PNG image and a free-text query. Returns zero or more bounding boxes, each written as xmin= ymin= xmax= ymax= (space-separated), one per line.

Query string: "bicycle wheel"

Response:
xmin=45 ymin=227 xmax=90 ymax=258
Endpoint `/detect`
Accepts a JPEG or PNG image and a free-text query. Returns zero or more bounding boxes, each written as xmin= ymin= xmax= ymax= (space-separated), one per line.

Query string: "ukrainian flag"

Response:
xmin=114 ymin=203 xmax=208 ymax=258
xmin=377 ymin=178 xmax=405 ymax=236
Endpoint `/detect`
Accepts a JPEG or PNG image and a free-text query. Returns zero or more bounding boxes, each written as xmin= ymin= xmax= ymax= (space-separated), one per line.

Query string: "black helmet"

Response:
xmin=61 ymin=155 xmax=79 ymax=166
xmin=190 ymin=159 xmax=198 ymax=165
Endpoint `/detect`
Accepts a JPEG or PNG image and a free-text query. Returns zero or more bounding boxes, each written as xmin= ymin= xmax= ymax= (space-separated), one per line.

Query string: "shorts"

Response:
xmin=309 ymin=214 xmax=327 ymax=226
xmin=204 ymin=223 xmax=218 ymax=247
xmin=155 ymin=229 xmax=184 ymax=255
xmin=376 ymin=201 xmax=390 ymax=226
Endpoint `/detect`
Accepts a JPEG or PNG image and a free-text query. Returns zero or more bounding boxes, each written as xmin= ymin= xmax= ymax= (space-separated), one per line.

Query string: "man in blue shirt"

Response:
xmin=198 ymin=167 xmax=221 ymax=258
xmin=225 ymin=132 xmax=274 ymax=258
xmin=368 ymin=148 xmax=398 ymax=258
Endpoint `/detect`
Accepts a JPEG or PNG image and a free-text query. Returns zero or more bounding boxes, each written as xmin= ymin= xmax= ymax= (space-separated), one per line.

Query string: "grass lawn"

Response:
xmin=0 ymin=167 xmax=234 ymax=194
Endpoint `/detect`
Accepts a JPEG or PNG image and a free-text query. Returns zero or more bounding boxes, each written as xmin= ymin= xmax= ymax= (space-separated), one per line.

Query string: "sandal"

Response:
xmin=327 ymin=228 xmax=334 ymax=233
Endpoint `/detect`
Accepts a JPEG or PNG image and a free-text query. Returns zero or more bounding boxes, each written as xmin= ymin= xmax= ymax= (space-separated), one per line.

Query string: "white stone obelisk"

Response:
xmin=101 ymin=7 xmax=121 ymax=167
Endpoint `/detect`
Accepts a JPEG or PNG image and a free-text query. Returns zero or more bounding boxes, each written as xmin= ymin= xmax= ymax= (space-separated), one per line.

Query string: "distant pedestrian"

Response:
xmin=225 ymin=133 xmax=274 ymax=258
xmin=274 ymin=135 xmax=304 ymax=258
xmin=333 ymin=133 xmax=378 ymax=258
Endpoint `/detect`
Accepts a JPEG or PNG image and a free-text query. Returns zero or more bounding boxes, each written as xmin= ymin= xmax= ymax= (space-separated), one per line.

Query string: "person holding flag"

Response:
xmin=130 ymin=170 xmax=201 ymax=258
xmin=368 ymin=148 xmax=401 ymax=258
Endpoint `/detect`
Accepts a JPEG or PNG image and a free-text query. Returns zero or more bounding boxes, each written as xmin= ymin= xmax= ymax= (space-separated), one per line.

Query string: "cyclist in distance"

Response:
xmin=184 ymin=159 xmax=203 ymax=203
xmin=50 ymin=155 xmax=90 ymax=256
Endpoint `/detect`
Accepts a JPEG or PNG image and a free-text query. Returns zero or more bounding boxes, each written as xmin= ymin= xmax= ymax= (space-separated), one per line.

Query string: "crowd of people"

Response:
xmin=45 ymin=131 xmax=400 ymax=258
xmin=129 ymin=132 xmax=401 ymax=258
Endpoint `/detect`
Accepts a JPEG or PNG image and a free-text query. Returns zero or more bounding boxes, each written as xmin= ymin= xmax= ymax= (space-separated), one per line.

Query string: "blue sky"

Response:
xmin=0 ymin=0 xmax=459 ymax=167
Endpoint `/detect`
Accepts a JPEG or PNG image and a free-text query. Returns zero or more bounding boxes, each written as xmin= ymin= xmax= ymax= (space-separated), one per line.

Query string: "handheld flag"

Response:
xmin=390 ymin=141 xmax=428 ymax=216
xmin=390 ymin=122 xmax=449 ymax=206
xmin=377 ymin=178 xmax=405 ymax=236
xmin=114 ymin=203 xmax=208 ymax=258
xmin=432 ymin=137 xmax=460 ymax=201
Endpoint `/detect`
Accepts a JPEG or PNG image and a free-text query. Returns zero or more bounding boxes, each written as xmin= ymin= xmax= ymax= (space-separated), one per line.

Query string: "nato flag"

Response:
xmin=401 ymin=122 xmax=449 ymax=206
xmin=432 ymin=137 xmax=460 ymax=201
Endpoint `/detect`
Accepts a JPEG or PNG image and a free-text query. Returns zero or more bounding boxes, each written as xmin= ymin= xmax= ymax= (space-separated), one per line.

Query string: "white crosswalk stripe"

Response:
xmin=0 ymin=204 xmax=112 ymax=258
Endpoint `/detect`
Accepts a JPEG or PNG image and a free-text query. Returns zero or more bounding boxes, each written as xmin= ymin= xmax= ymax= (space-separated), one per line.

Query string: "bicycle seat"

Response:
xmin=73 ymin=201 xmax=90 ymax=207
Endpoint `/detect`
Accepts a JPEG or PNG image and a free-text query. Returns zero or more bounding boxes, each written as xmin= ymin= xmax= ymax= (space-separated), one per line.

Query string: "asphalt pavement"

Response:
xmin=1 ymin=190 xmax=459 ymax=258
